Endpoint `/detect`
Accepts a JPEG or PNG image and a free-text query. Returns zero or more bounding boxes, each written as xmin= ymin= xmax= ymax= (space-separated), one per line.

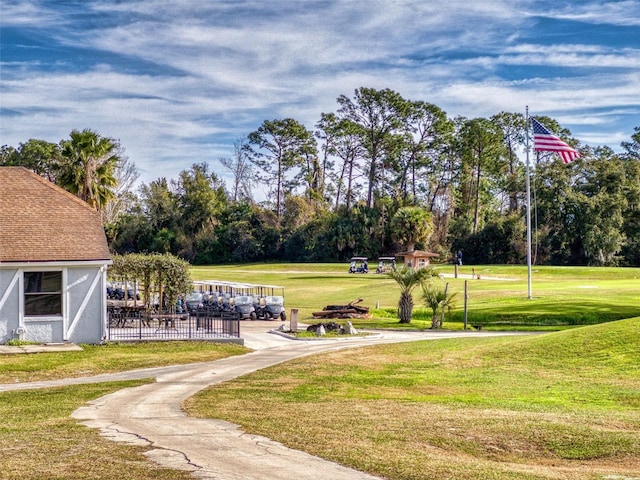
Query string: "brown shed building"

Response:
xmin=396 ymin=250 xmax=439 ymax=269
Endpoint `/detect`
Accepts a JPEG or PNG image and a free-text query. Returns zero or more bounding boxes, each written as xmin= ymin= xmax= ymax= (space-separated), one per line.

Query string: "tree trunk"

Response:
xmin=367 ymin=158 xmax=376 ymax=209
xmin=346 ymin=154 xmax=355 ymax=210
xmin=473 ymin=161 xmax=482 ymax=233
xmin=398 ymin=292 xmax=413 ymax=323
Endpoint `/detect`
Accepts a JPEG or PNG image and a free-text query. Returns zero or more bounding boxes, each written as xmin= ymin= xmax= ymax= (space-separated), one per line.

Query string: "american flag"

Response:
xmin=531 ymin=118 xmax=581 ymax=164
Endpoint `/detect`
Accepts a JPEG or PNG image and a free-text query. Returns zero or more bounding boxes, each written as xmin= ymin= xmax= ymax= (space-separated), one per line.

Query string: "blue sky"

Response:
xmin=1 ymin=0 xmax=639 ymax=187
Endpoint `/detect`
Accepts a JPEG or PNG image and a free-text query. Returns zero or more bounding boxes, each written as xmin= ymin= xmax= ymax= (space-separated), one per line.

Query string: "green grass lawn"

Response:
xmin=0 ymin=342 xmax=248 ymax=480
xmin=1 ymin=264 xmax=639 ymax=479
xmin=191 ymin=263 xmax=640 ymax=328
xmin=0 ymin=341 xmax=248 ymax=384
xmin=185 ymin=318 xmax=640 ymax=480
xmin=0 ymin=381 xmax=198 ymax=480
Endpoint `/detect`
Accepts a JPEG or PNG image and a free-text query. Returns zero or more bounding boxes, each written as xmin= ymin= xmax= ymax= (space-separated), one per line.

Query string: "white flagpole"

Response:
xmin=525 ymin=106 xmax=533 ymax=299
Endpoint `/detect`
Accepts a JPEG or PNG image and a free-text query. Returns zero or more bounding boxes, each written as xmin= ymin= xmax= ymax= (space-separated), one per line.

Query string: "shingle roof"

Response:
xmin=0 ymin=167 xmax=111 ymax=262
xmin=396 ymin=250 xmax=439 ymax=258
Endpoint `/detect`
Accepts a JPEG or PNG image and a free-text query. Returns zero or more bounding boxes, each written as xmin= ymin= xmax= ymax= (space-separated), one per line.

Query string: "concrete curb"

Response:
xmin=269 ymin=328 xmax=382 ymax=341
xmin=0 ymin=343 xmax=83 ymax=354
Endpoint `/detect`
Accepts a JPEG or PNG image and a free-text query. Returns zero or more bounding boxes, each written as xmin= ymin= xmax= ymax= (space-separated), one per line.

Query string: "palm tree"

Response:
xmin=422 ymin=282 xmax=457 ymax=329
xmin=390 ymin=206 xmax=433 ymax=252
xmin=387 ymin=266 xmax=437 ymax=323
xmin=58 ymin=129 xmax=121 ymax=210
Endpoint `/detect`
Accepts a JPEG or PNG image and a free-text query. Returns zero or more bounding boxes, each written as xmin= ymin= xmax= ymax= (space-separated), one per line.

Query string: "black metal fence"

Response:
xmin=107 ymin=307 xmax=241 ymax=343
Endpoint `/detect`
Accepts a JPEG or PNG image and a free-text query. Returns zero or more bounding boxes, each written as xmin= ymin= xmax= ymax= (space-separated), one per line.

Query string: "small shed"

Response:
xmin=0 ymin=167 xmax=112 ymax=344
xmin=396 ymin=250 xmax=439 ymax=269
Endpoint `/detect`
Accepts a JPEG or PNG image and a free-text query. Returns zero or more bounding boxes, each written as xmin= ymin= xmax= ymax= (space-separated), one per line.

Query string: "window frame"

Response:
xmin=23 ymin=270 xmax=64 ymax=318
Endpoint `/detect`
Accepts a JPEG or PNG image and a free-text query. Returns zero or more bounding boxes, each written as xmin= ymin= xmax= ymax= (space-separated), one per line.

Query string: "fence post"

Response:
xmin=290 ymin=309 xmax=299 ymax=332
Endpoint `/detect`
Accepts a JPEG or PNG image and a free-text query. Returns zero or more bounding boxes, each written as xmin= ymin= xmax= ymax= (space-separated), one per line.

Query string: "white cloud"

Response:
xmin=0 ymin=0 xmax=54 ymax=25
xmin=542 ymin=0 xmax=640 ymax=27
xmin=2 ymin=0 xmax=638 ymax=186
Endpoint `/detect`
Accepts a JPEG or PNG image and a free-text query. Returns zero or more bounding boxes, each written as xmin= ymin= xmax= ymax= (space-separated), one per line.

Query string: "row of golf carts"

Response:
xmin=349 ymin=256 xmax=396 ymax=274
xmin=185 ymin=280 xmax=286 ymax=321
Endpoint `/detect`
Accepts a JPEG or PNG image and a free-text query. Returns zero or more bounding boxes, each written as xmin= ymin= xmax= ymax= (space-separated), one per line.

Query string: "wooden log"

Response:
xmin=346 ymin=297 xmax=364 ymax=307
xmin=312 ymin=308 xmax=366 ymax=318
xmin=324 ymin=298 xmax=364 ymax=310
xmin=323 ymin=305 xmax=369 ymax=312
xmin=351 ymin=305 xmax=369 ymax=313
xmin=313 ymin=310 xmax=350 ymax=317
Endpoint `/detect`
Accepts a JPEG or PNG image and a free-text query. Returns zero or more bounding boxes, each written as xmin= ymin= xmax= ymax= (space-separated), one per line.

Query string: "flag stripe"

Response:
xmin=531 ymin=118 xmax=581 ymax=163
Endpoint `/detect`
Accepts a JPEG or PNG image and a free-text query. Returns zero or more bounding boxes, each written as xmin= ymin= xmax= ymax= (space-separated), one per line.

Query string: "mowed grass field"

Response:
xmin=185 ymin=318 xmax=640 ymax=480
xmin=191 ymin=263 xmax=640 ymax=328
xmin=1 ymin=264 xmax=639 ymax=479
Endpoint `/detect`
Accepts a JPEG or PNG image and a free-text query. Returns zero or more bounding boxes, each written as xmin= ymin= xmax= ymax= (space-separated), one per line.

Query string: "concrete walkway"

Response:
xmin=3 ymin=324 xmax=531 ymax=479
xmin=0 ymin=342 xmax=83 ymax=355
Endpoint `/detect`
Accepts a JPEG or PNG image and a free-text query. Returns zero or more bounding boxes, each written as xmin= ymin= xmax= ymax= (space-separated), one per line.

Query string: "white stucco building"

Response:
xmin=0 ymin=167 xmax=112 ymax=344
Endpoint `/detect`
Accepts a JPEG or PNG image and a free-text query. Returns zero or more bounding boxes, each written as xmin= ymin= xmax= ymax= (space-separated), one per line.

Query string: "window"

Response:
xmin=24 ymin=271 xmax=62 ymax=316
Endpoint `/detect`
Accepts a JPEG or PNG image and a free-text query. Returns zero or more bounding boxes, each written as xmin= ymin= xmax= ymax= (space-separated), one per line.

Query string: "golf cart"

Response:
xmin=232 ymin=295 xmax=257 ymax=320
xmin=192 ymin=280 xmax=286 ymax=321
xmin=349 ymin=257 xmax=369 ymax=274
xmin=185 ymin=292 xmax=205 ymax=314
xmin=375 ymin=256 xmax=396 ymax=274
xmin=255 ymin=295 xmax=286 ymax=321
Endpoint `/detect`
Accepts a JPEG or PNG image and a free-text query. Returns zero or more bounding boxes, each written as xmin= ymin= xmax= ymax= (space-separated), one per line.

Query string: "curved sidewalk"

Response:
xmin=4 ymin=328 xmax=529 ymax=479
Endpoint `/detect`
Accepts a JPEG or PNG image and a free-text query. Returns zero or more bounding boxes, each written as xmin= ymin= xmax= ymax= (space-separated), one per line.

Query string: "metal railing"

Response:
xmin=106 ymin=307 xmax=241 ymax=343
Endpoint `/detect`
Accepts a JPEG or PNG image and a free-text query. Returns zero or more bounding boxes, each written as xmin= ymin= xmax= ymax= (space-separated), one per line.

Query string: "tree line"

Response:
xmin=2 ymin=87 xmax=639 ymax=266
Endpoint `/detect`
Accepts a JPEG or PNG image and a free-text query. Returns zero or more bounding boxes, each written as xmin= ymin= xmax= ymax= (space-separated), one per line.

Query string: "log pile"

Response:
xmin=312 ymin=298 xmax=370 ymax=319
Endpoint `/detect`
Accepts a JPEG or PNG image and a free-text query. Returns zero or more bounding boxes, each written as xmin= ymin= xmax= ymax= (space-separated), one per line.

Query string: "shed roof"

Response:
xmin=396 ymin=250 xmax=439 ymax=258
xmin=0 ymin=167 xmax=111 ymax=263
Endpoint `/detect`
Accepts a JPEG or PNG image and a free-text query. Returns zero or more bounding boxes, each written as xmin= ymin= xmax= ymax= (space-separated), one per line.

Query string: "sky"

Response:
xmin=1 ymin=0 xmax=639 ymax=189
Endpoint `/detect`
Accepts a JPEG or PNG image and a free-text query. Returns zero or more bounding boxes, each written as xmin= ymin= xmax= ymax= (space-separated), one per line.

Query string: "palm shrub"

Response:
xmin=421 ymin=282 xmax=457 ymax=329
xmin=390 ymin=206 xmax=434 ymax=252
xmin=387 ymin=266 xmax=438 ymax=323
